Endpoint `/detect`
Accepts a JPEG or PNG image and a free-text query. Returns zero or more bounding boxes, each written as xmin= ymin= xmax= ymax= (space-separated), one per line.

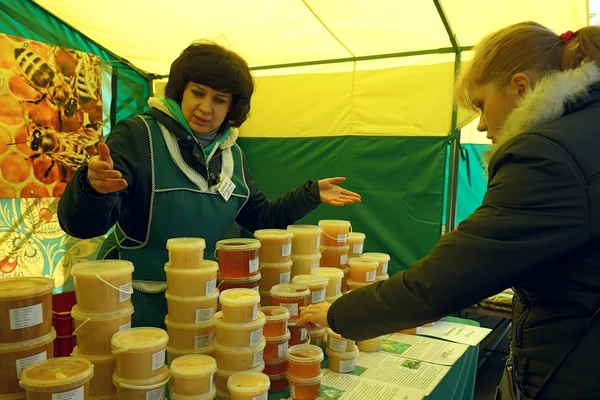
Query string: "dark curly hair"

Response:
xmin=165 ymin=41 xmax=254 ymax=128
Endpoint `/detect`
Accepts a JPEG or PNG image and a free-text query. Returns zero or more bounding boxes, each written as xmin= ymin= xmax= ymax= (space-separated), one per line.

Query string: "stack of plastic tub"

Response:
xmin=361 ymin=252 xmax=391 ymax=282
xmin=286 ymin=344 xmax=324 ymax=400
xmin=318 ymin=220 xmax=351 ymax=297
xmin=169 ymin=354 xmax=217 ymax=400
xmin=254 ymin=230 xmax=294 ymax=298
xmin=215 ymin=239 xmax=263 ymax=305
xmin=325 ymin=329 xmax=359 ymax=374
xmin=19 ymin=357 xmax=94 ymax=400
xmin=287 ymin=225 xmax=322 ymax=281
xmin=164 ymin=238 xmax=218 ymax=364
xmin=259 ymin=306 xmax=290 ymax=392
xmin=347 ymin=232 xmax=366 ymax=259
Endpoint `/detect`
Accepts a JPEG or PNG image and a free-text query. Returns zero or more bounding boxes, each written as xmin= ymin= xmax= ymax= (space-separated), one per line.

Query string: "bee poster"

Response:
xmin=0 ymin=33 xmax=102 ymax=199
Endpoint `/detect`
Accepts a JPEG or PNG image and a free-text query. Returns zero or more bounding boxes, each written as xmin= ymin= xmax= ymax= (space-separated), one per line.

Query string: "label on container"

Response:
xmin=290 ymin=385 xmax=296 ymax=398
xmin=119 ymin=282 xmax=132 ymax=302
xmin=316 ymin=236 xmax=321 ymax=248
xmin=338 ymin=358 xmax=357 ymax=373
xmin=249 ymin=258 xmax=259 ymax=274
xmin=312 ymin=289 xmax=326 ymax=304
xmin=315 ymin=338 xmax=323 ymax=347
xmin=278 ymin=342 xmax=289 ymax=358
xmin=282 ymin=243 xmax=292 ymax=257
xmin=280 ymin=302 xmax=299 ymax=316
xmin=335 ymin=284 xmax=341 ymax=296
xmin=280 ymin=271 xmax=291 ymax=284
xmin=337 ymin=233 xmax=348 ymax=243
xmin=340 ymin=254 xmax=348 ymax=265
xmin=252 ymin=286 xmax=260 ymax=292
xmin=353 ymin=244 xmax=363 ymax=254
xmin=252 ymin=349 xmax=264 ymax=367
xmin=252 ymin=304 xmax=259 ymax=321
xmin=16 ymin=351 xmax=47 ymax=377
xmin=152 ymin=349 xmax=166 ymax=371
xmin=329 ymin=337 xmax=348 ymax=352
xmin=210 ymin=373 xmax=214 ymax=388
xmin=206 ymin=279 xmax=217 ymax=295
xmin=146 ymin=386 xmax=165 ymax=400
xmin=310 ymin=263 xmax=320 ymax=272
xmin=9 ymin=303 xmax=43 ymax=330
xmin=52 ymin=386 xmax=83 ymax=400
xmin=382 ymin=262 xmax=389 ymax=274
xmin=195 ymin=332 xmax=214 ymax=349
xmin=249 ymin=327 xmax=263 ymax=346
xmin=366 ymin=271 xmax=377 ymax=282
xmin=195 ymin=307 xmax=214 ymax=323
xmin=300 ymin=327 xmax=307 ymax=341
xmin=119 ymin=321 xmax=131 ymax=331
xmin=252 ymin=394 xmax=268 ymax=400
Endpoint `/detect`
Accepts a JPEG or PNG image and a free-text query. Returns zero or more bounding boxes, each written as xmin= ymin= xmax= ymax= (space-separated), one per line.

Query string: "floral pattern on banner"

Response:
xmin=0 ymin=197 xmax=105 ymax=292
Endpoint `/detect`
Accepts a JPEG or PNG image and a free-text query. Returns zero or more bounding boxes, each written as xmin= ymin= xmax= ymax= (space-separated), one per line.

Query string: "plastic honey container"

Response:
xmin=215 ymin=239 xmax=261 ymax=279
xmin=263 ymin=331 xmax=290 ymax=360
xmin=358 ymin=336 xmax=383 ymax=352
xmin=288 ymin=322 xmax=308 ymax=346
xmin=310 ymin=268 xmax=343 ymax=298
xmin=326 ymin=348 xmax=359 ymax=373
xmin=347 ymin=258 xmax=378 ymax=283
xmin=286 ymin=344 xmax=323 ymax=380
xmin=287 ymin=373 xmax=322 ymax=399
xmin=0 ymin=328 xmax=55 ymax=395
xmin=286 ymin=225 xmax=322 ymax=255
xmin=347 ymin=232 xmax=366 ymax=257
xmin=326 ymin=294 xmax=343 ymax=304
xmin=213 ymin=362 xmax=264 ymax=395
xmin=318 ymin=220 xmax=350 ymax=247
xmin=167 ymin=345 xmax=216 ymax=366
xmin=165 ymin=261 xmax=218 ymax=297
xmin=263 ymin=357 xmax=288 ymax=375
xmin=290 ymin=254 xmax=321 ymax=277
xmin=70 ymin=346 xmax=115 ymax=398
xmin=219 ymin=289 xmax=260 ymax=323
xmin=111 ymin=327 xmax=169 ymax=380
xmin=169 ymin=354 xmax=216 ymax=396
xmin=268 ymin=372 xmax=289 ymax=393
xmin=71 ymin=260 xmax=134 ymax=314
xmin=258 ymin=261 xmax=292 ymax=291
xmin=164 ymin=316 xmax=215 ymax=351
xmin=0 ymin=393 xmax=25 ymax=400
xmin=320 ymin=246 xmax=349 ymax=268
xmin=19 ymin=357 xmax=94 ymax=400
xmin=347 ymin=280 xmax=373 ymax=291
xmin=212 ymin=338 xmax=266 ymax=371
xmin=376 ymin=274 xmax=390 ymax=281
xmin=254 ymin=229 xmax=294 ymax=264
xmin=227 ymin=371 xmax=270 ymax=400
xmin=0 ymin=277 xmax=54 ymax=343
xmin=71 ymin=304 xmax=133 ymax=355
xmin=166 ymin=291 xmax=219 ymax=324
xmin=307 ymin=326 xmax=326 ymax=350
xmin=291 ymin=275 xmax=328 ymax=305
xmin=326 ymin=329 xmax=357 ymax=352
xmin=166 ymin=237 xmax=206 ymax=269
xmin=212 ymin=311 xmax=265 ymax=348
xmin=218 ymin=274 xmax=261 ymax=292
xmin=112 ymin=365 xmax=169 ymax=400
xmin=260 ymin=306 xmax=290 ymax=337
xmin=269 ymin=284 xmax=310 ymax=320
xmin=170 ymin=386 xmax=216 ymax=400
xmin=362 ymin=253 xmax=391 ymax=276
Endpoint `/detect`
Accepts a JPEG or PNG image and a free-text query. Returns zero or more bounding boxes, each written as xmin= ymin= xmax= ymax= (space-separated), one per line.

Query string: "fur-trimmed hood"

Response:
xmin=491 ymin=62 xmax=600 ymax=159
xmin=147 ymin=97 xmax=239 ymax=150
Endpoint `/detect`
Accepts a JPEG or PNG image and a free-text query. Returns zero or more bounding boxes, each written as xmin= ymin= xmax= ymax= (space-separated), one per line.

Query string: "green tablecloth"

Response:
xmin=268 ymin=316 xmax=478 ymax=400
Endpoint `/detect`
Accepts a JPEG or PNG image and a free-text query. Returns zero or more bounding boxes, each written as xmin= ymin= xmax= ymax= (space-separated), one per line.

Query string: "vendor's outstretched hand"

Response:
xmin=297 ymin=302 xmax=331 ymax=328
xmin=318 ymin=177 xmax=361 ymax=206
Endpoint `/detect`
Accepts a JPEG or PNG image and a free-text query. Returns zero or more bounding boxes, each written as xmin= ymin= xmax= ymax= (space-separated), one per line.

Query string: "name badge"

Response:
xmin=217 ymin=174 xmax=236 ymax=202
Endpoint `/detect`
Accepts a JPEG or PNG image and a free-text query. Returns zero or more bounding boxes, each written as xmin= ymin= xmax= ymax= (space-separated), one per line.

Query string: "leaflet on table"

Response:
xmin=382 ymin=333 xmax=468 ymax=366
xmin=416 ymin=321 xmax=492 ymax=346
xmin=320 ymin=369 xmax=426 ymax=400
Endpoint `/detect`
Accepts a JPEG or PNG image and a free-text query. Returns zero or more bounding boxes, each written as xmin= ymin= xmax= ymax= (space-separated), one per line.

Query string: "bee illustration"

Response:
xmin=73 ymin=52 xmax=101 ymax=104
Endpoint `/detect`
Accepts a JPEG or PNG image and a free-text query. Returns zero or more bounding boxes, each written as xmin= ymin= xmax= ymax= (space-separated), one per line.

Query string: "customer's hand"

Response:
xmin=296 ymin=302 xmax=332 ymax=328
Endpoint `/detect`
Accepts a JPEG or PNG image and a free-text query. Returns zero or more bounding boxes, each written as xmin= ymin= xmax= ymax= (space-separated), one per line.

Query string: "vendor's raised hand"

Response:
xmin=87 ymin=142 xmax=128 ymax=194
xmin=297 ymin=302 xmax=332 ymax=328
xmin=318 ymin=177 xmax=361 ymax=206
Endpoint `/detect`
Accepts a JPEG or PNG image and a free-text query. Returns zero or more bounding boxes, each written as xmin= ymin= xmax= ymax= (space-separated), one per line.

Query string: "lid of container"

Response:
xmin=254 ymin=229 xmax=294 ymax=240
xmin=164 ymin=315 xmax=214 ymax=329
xmin=259 ymin=260 xmax=293 ymax=269
xmin=215 ymin=238 xmax=261 ymax=251
xmin=166 ymin=237 xmax=206 ymax=250
xmin=259 ymin=290 xmax=272 ymax=297
xmin=71 ymin=303 xmax=134 ymax=320
xmin=286 ymin=344 xmax=324 ymax=364
xmin=291 ymin=252 xmax=322 ymax=260
xmin=326 ymin=328 xmax=349 ymax=341
xmin=348 ymin=232 xmax=366 ymax=240
xmin=112 ymin=365 xmax=170 ymax=389
xmin=212 ymin=337 xmax=266 ymax=354
xmin=286 ymin=372 xmax=324 ymax=385
xmin=219 ymin=273 xmax=261 ymax=284
xmin=310 ymin=267 xmax=344 ymax=278
xmin=292 ymin=274 xmax=329 ymax=287
xmin=347 ymin=280 xmax=372 ymax=288
xmin=361 ymin=252 xmax=391 ymax=262
xmin=164 ymin=263 xmax=218 ymax=274
xmin=215 ymin=360 xmax=265 ymax=378
xmin=347 ymin=258 xmax=378 ymax=269
xmin=0 ymin=393 xmax=26 ymax=400
xmin=166 ymin=344 xmax=215 ymax=357
xmin=0 ymin=328 xmax=56 ymax=353
xmin=326 ymin=347 xmax=360 ymax=359
xmin=111 ymin=327 xmax=168 ymax=352
xmin=71 ymin=260 xmax=134 ymax=277
xmin=269 ymin=283 xmax=310 ymax=299
xmin=227 ymin=371 xmax=270 ymax=394
xmin=0 ymin=277 xmax=54 ymax=300
xmin=170 ymin=386 xmax=216 ymax=400
xmin=169 ymin=354 xmax=217 ymax=377
xmin=376 ymin=274 xmax=390 ymax=281
xmin=219 ymin=288 xmax=260 ymax=307
xmin=318 ymin=219 xmax=351 ymax=227
xmin=19 ymin=357 xmax=94 ymax=391
xmin=287 ymin=225 xmax=322 ymax=234
xmin=259 ymin=306 xmax=290 ymax=322
xmin=212 ymin=311 xmax=265 ymax=330
xmin=263 ymin=357 xmax=288 ymax=365
xmin=320 ymin=245 xmax=350 ymax=252
xmin=165 ymin=290 xmax=219 ymax=302
xmin=265 ymin=330 xmax=291 ymax=343
xmin=268 ymin=372 xmax=288 ymax=380
xmin=71 ymin=346 xmax=115 ymax=364
xmin=306 ymin=326 xmax=327 ymax=335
